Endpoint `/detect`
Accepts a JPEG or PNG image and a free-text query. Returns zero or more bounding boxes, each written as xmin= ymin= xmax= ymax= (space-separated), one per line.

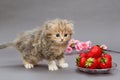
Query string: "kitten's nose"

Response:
xmin=61 ymin=39 xmax=64 ymax=41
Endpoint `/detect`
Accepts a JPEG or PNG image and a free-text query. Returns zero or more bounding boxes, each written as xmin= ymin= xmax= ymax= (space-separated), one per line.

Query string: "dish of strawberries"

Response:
xmin=76 ymin=45 xmax=117 ymax=73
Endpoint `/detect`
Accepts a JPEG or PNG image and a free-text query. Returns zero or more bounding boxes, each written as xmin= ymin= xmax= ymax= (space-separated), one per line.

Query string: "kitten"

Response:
xmin=0 ymin=19 xmax=73 ymax=71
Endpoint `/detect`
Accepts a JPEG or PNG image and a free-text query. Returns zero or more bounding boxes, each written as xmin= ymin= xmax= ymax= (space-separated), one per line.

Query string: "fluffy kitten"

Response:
xmin=0 ymin=19 xmax=73 ymax=71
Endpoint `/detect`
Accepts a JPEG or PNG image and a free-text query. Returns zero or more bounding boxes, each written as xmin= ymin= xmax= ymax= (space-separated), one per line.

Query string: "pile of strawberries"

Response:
xmin=76 ymin=45 xmax=112 ymax=69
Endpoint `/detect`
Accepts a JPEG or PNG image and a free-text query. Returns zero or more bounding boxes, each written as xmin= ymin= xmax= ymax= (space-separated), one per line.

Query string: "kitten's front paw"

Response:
xmin=59 ymin=63 xmax=69 ymax=68
xmin=48 ymin=64 xmax=58 ymax=71
xmin=24 ymin=64 xmax=34 ymax=69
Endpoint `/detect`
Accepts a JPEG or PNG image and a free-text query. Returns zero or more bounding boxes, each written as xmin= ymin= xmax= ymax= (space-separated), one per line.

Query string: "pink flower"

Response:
xmin=66 ymin=38 xmax=107 ymax=54
xmin=67 ymin=39 xmax=80 ymax=48
xmin=74 ymin=40 xmax=92 ymax=51
xmin=66 ymin=47 xmax=73 ymax=53
xmin=100 ymin=44 xmax=107 ymax=49
xmin=74 ymin=40 xmax=80 ymax=44
xmin=86 ymin=40 xmax=92 ymax=48
xmin=79 ymin=42 xmax=88 ymax=50
xmin=75 ymin=43 xmax=82 ymax=51
xmin=67 ymin=39 xmax=75 ymax=47
xmin=68 ymin=39 xmax=74 ymax=43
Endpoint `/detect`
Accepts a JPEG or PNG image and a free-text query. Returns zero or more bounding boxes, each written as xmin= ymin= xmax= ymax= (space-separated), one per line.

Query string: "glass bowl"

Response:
xmin=77 ymin=62 xmax=117 ymax=74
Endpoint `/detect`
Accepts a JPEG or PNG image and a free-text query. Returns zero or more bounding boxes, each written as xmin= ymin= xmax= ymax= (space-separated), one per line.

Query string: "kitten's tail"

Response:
xmin=0 ymin=42 xmax=14 ymax=49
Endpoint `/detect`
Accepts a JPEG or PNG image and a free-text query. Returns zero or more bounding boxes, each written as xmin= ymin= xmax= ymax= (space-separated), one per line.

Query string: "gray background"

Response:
xmin=0 ymin=0 xmax=120 ymax=80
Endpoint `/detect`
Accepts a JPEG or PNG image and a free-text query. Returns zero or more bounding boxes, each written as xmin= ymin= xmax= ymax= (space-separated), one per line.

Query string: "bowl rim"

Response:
xmin=77 ymin=62 xmax=117 ymax=73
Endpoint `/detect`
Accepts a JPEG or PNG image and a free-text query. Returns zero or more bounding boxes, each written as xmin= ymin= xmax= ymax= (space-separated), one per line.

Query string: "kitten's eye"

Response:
xmin=56 ymin=34 xmax=60 ymax=37
xmin=64 ymin=34 xmax=68 ymax=37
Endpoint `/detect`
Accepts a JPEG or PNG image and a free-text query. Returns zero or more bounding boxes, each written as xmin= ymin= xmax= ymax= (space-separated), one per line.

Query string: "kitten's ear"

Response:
xmin=66 ymin=20 xmax=74 ymax=33
xmin=68 ymin=20 xmax=74 ymax=27
xmin=65 ymin=20 xmax=74 ymax=35
xmin=63 ymin=19 xmax=74 ymax=29
xmin=42 ymin=21 xmax=53 ymax=36
xmin=69 ymin=22 xmax=74 ymax=30
xmin=44 ymin=21 xmax=52 ymax=30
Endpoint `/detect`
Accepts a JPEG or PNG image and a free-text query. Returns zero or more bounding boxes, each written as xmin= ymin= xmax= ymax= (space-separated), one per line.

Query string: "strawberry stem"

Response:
xmin=76 ymin=57 xmax=80 ymax=65
xmin=85 ymin=58 xmax=94 ymax=67
xmin=100 ymin=58 xmax=106 ymax=63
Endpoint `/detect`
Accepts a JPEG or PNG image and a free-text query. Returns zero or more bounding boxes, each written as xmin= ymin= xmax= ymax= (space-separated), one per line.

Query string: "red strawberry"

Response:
xmin=103 ymin=53 xmax=112 ymax=61
xmin=99 ymin=57 xmax=112 ymax=69
xmin=97 ymin=57 xmax=102 ymax=68
xmin=87 ymin=52 xmax=94 ymax=58
xmin=85 ymin=57 xmax=99 ymax=69
xmin=77 ymin=57 xmax=87 ymax=68
xmin=79 ymin=52 xmax=88 ymax=58
xmin=88 ymin=45 xmax=102 ymax=58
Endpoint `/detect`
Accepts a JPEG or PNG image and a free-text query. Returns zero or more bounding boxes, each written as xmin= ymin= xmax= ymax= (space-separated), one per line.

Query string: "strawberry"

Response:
xmin=85 ymin=57 xmax=99 ymax=69
xmin=98 ymin=56 xmax=112 ymax=69
xmin=88 ymin=45 xmax=102 ymax=58
xmin=79 ymin=57 xmax=87 ymax=68
xmin=76 ymin=56 xmax=87 ymax=68
xmin=103 ymin=53 xmax=112 ymax=61
xmin=97 ymin=57 xmax=103 ymax=68
xmin=79 ymin=52 xmax=88 ymax=58
xmin=76 ymin=45 xmax=113 ymax=69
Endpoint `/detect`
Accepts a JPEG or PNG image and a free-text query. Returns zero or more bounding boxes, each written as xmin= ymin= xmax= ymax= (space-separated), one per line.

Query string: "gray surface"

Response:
xmin=0 ymin=0 xmax=120 ymax=80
